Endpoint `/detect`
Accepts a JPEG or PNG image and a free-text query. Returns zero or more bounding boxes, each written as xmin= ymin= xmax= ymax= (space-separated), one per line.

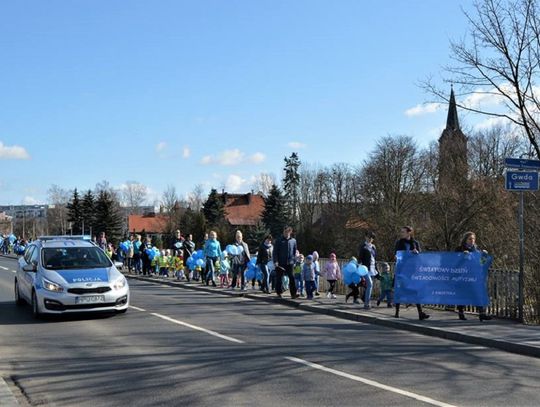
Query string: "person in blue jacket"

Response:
xmin=203 ymin=230 xmax=222 ymax=287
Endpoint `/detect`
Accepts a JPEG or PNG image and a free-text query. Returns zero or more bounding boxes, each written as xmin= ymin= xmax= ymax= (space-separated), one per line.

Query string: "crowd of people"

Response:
xmin=1 ymin=225 xmax=492 ymax=322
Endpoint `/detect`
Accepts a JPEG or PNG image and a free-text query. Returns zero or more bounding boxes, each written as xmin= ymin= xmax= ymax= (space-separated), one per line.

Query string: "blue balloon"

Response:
xmin=358 ymin=265 xmax=369 ymax=277
xmin=249 ymin=257 xmax=257 ymax=266
xmin=186 ymin=256 xmax=194 ymax=266
xmin=196 ymin=258 xmax=205 ymax=267
xmin=343 ymin=262 xmax=361 ymax=285
xmin=245 ymin=267 xmax=256 ymax=280
xmin=226 ymin=245 xmax=238 ymax=256
xmin=195 ymin=250 xmax=204 ymax=259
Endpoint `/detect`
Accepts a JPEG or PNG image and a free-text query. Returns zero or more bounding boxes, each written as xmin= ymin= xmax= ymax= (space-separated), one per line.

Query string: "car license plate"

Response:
xmin=76 ymin=295 xmax=105 ymax=304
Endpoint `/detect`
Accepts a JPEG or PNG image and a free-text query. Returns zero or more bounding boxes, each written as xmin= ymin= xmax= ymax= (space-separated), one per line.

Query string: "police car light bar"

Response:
xmin=38 ymin=235 xmax=93 ymax=241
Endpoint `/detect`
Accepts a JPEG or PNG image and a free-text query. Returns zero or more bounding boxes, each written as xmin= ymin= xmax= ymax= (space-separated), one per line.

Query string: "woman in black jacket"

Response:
xmin=394 ymin=226 xmax=430 ymax=320
xmin=456 ymin=232 xmax=492 ymax=321
xmin=256 ymin=235 xmax=273 ymax=294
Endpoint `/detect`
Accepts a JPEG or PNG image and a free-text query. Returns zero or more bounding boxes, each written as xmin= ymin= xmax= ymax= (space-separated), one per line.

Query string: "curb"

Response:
xmin=0 ymin=377 xmax=19 ymax=406
xmin=128 ymin=274 xmax=540 ymax=359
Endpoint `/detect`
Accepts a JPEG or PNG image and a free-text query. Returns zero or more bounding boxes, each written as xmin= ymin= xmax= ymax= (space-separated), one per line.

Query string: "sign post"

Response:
xmin=504 ymin=157 xmax=540 ymax=322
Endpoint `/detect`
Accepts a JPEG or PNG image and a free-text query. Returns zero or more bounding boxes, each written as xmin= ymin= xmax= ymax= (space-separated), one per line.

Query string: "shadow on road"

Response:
xmin=0 ymin=301 xmax=119 ymax=325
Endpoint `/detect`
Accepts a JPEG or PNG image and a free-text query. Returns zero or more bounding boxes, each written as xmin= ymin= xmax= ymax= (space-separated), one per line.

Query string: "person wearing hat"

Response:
xmin=302 ymin=255 xmax=316 ymax=300
xmin=323 ymin=253 xmax=341 ymax=299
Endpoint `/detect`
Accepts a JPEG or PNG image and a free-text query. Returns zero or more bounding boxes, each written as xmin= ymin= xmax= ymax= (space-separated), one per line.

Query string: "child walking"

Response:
xmin=294 ymin=254 xmax=305 ymax=297
xmin=345 ymin=257 xmax=361 ymax=304
xmin=219 ymin=257 xmax=230 ymax=288
xmin=377 ymin=262 xmax=393 ymax=307
xmin=302 ymin=255 xmax=316 ymax=300
xmin=312 ymin=251 xmax=321 ymax=297
xmin=324 ymin=253 xmax=341 ymax=299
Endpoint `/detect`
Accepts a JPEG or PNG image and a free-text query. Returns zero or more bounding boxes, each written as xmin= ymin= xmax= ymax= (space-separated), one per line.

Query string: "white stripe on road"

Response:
xmin=285 ymin=356 xmax=457 ymax=407
xmin=129 ymin=306 xmax=147 ymax=312
xmin=150 ymin=312 xmax=245 ymax=344
xmin=0 ymin=266 xmax=8 ymax=270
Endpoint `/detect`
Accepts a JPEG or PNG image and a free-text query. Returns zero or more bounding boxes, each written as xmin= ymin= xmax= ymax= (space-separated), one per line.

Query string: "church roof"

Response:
xmin=446 ymin=87 xmax=460 ymax=131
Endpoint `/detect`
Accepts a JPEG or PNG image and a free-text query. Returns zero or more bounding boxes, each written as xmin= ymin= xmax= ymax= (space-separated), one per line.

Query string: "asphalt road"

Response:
xmin=1 ymin=255 xmax=539 ymax=407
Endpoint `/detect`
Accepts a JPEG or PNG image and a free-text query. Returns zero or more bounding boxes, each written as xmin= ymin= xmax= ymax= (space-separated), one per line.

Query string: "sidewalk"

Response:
xmin=126 ymin=273 xmax=540 ymax=359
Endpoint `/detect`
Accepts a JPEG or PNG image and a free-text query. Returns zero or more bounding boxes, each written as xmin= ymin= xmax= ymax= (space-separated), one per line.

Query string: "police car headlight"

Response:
xmin=43 ymin=278 xmax=64 ymax=293
xmin=113 ymin=277 xmax=127 ymax=290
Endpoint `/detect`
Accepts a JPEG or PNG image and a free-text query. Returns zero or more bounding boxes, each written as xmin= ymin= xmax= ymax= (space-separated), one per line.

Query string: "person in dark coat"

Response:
xmin=172 ymin=229 xmax=185 ymax=257
xmin=272 ymin=226 xmax=298 ymax=299
xmin=456 ymin=232 xmax=492 ymax=321
xmin=394 ymin=226 xmax=430 ymax=320
xmin=358 ymin=231 xmax=378 ymax=309
xmin=256 ymin=234 xmax=273 ymax=294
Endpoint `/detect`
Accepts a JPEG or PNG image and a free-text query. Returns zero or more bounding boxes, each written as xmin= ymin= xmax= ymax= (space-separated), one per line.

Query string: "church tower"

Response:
xmin=438 ymin=87 xmax=468 ymax=186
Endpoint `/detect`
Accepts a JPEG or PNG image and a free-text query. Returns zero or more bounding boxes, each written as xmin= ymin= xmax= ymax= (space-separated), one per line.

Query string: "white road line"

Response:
xmin=285 ymin=356 xmax=457 ymax=407
xmin=150 ymin=312 xmax=245 ymax=344
xmin=129 ymin=305 xmax=147 ymax=312
xmin=10 ymin=270 xmax=16 ymax=273
xmin=0 ymin=266 xmax=8 ymax=270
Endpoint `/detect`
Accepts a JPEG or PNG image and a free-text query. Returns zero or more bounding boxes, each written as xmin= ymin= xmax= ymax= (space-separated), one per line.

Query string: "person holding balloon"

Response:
xmin=172 ymin=229 xmax=184 ymax=257
xmin=344 ymin=257 xmax=367 ymax=304
xmin=394 ymin=226 xmax=430 ymax=320
xmin=141 ymin=236 xmax=153 ymax=276
xmin=273 ymin=226 xmax=298 ymax=299
xmin=203 ymin=230 xmax=222 ymax=287
xmin=256 ymin=234 xmax=273 ymax=294
xmin=228 ymin=230 xmax=251 ymax=291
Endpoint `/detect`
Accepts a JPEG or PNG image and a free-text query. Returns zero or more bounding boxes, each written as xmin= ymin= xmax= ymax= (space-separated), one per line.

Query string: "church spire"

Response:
xmin=446 ymin=86 xmax=460 ymax=131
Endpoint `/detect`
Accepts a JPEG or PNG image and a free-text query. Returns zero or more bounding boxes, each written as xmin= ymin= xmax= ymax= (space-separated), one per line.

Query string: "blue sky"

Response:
xmin=0 ymin=0 xmax=484 ymax=205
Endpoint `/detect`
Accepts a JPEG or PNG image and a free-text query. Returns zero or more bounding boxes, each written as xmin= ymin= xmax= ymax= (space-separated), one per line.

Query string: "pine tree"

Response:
xmin=262 ymin=184 xmax=288 ymax=237
xmin=81 ymin=190 xmax=96 ymax=236
xmin=67 ymin=188 xmax=83 ymax=234
xmin=94 ymin=190 xmax=123 ymax=244
xmin=202 ymin=188 xmax=225 ymax=227
xmin=283 ymin=152 xmax=301 ymax=227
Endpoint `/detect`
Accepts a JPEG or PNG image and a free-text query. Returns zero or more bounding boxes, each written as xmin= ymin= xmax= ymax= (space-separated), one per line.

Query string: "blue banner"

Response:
xmin=394 ymin=251 xmax=492 ymax=306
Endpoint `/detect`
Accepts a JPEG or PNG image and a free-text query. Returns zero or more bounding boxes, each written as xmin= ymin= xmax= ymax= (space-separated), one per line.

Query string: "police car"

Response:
xmin=15 ymin=236 xmax=129 ymax=318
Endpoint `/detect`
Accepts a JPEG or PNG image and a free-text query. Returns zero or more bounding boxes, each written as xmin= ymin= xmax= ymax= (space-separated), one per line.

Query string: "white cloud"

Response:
xmin=225 ymin=174 xmax=248 ymax=192
xmin=182 ymin=146 xmax=191 ymax=159
xmin=23 ymin=196 xmax=39 ymax=205
xmin=200 ymin=149 xmax=265 ymax=166
xmin=155 ymin=141 xmax=167 ymax=152
xmin=474 ymin=116 xmax=512 ymax=131
xmin=248 ymin=152 xmax=266 ymax=164
xmin=288 ymin=141 xmax=307 ymax=149
xmin=405 ymin=103 xmax=442 ymax=117
xmin=0 ymin=141 xmax=30 ymax=160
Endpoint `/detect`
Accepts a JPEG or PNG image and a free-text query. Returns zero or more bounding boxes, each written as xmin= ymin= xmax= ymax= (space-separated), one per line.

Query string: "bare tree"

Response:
xmin=161 ymin=185 xmax=179 ymax=213
xmin=187 ymin=184 xmax=205 ymax=212
xmin=47 ymin=185 xmax=71 ymax=235
xmin=252 ymin=173 xmax=277 ymax=196
xmin=425 ymin=0 xmax=540 ymax=158
xmin=122 ymin=181 xmax=148 ymax=214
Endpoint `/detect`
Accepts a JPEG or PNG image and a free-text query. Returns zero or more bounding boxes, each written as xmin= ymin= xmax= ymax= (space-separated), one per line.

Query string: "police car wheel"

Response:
xmin=14 ymin=280 xmax=25 ymax=306
xmin=31 ymin=290 xmax=41 ymax=319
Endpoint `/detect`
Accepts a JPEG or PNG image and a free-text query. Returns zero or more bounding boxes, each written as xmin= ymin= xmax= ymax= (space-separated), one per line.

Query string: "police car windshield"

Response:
xmin=42 ymin=247 xmax=112 ymax=270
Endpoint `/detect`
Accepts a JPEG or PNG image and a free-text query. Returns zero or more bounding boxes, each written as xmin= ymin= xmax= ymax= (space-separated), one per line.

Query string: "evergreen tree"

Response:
xmin=81 ymin=190 xmax=96 ymax=236
xmin=202 ymin=188 xmax=225 ymax=227
xmin=282 ymin=152 xmax=301 ymax=227
xmin=262 ymin=184 xmax=288 ymax=237
xmin=94 ymin=190 xmax=123 ymax=244
xmin=67 ymin=188 xmax=83 ymax=234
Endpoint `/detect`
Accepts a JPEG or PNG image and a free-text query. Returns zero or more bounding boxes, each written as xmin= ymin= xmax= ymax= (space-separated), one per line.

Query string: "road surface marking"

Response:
xmin=0 ymin=266 xmax=8 ymax=270
xmin=129 ymin=306 xmax=147 ymax=312
xmin=285 ymin=356 xmax=457 ymax=407
xmin=11 ymin=270 xmax=16 ymax=273
xmin=150 ymin=312 xmax=245 ymax=344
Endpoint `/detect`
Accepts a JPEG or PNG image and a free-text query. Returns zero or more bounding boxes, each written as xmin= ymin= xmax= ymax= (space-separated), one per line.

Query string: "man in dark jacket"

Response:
xmin=273 ymin=226 xmax=298 ymax=299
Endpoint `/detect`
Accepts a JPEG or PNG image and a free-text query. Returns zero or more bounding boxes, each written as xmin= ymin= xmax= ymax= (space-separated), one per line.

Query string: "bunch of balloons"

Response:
xmin=8 ymin=234 xmax=16 ymax=244
xmin=145 ymin=247 xmax=160 ymax=261
xmin=14 ymin=245 xmax=26 ymax=255
xmin=343 ymin=260 xmax=369 ymax=285
xmin=225 ymin=245 xmax=244 ymax=256
xmin=119 ymin=240 xmax=131 ymax=253
xmin=186 ymin=249 xmax=206 ymax=271
xmin=245 ymin=256 xmax=262 ymax=281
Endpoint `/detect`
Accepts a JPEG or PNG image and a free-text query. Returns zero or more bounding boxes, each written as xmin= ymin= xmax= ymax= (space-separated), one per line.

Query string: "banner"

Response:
xmin=394 ymin=251 xmax=492 ymax=306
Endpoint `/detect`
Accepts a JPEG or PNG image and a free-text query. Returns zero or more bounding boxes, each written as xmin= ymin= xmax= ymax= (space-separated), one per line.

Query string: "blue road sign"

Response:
xmin=505 ymin=170 xmax=539 ymax=191
xmin=504 ymin=157 xmax=540 ymax=170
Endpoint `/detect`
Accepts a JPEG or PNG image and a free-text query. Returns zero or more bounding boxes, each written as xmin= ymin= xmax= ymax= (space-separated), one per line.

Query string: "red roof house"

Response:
xmin=128 ymin=214 xmax=168 ymax=234
xmin=222 ymin=193 xmax=264 ymax=226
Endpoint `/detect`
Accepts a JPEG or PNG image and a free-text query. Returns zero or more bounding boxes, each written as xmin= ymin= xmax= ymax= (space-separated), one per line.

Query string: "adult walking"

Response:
xmin=203 ymin=230 xmax=222 ymax=287
xmin=394 ymin=226 xmax=430 ymax=320
xmin=359 ymin=231 xmax=378 ymax=310
xmin=256 ymin=234 xmax=273 ymax=294
xmin=97 ymin=232 xmax=107 ymax=251
xmin=140 ymin=235 xmax=153 ymax=276
xmin=273 ymin=226 xmax=298 ymax=299
xmin=456 ymin=232 xmax=493 ymax=321
xmin=229 ymin=230 xmax=250 ymax=291
xmin=172 ymin=229 xmax=184 ymax=257
xmin=133 ymin=234 xmax=142 ymax=274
